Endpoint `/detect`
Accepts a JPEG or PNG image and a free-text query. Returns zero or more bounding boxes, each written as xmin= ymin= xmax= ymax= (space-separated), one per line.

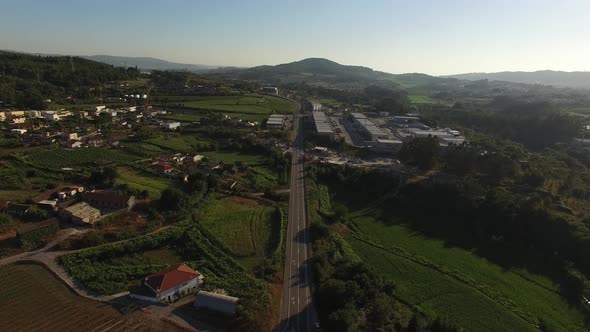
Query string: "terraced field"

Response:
xmin=0 ymin=263 xmax=179 ymax=332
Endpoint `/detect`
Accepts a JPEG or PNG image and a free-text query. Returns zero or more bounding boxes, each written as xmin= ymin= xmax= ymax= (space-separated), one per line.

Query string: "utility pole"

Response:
xmin=70 ymin=56 xmax=75 ymax=72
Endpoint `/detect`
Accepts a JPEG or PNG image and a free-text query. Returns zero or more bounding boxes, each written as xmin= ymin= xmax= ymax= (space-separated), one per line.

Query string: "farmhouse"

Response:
xmin=266 ymin=114 xmax=285 ymax=130
xmin=130 ymin=264 xmax=204 ymax=303
xmin=84 ymin=191 xmax=135 ymax=210
xmin=60 ymin=202 xmax=101 ymax=225
xmin=150 ymin=162 xmax=174 ymax=174
xmin=193 ymin=291 xmax=239 ymax=317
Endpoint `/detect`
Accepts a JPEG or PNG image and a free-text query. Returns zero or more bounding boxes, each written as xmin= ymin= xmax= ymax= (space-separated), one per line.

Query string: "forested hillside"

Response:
xmin=0 ymin=51 xmax=140 ymax=108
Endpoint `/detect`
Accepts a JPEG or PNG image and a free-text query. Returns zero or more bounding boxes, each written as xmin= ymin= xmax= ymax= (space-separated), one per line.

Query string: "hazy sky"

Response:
xmin=1 ymin=0 xmax=589 ymax=75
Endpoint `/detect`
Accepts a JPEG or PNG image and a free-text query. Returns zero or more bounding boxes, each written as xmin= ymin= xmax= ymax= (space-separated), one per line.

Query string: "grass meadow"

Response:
xmin=201 ymin=196 xmax=277 ymax=270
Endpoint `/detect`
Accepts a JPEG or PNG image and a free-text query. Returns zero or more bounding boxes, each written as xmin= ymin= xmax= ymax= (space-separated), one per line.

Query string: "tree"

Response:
xmin=399 ymin=136 xmax=440 ymax=170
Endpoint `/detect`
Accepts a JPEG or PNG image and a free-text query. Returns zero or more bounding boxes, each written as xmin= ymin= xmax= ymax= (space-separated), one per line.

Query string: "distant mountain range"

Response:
xmin=444 ymin=71 xmax=590 ymax=89
xmin=1 ymin=50 xmax=223 ymax=72
xmin=81 ymin=55 xmax=220 ymax=72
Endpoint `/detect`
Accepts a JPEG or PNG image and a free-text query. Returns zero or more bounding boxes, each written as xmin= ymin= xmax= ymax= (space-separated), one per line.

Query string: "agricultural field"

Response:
xmin=204 ymin=150 xmax=266 ymax=164
xmin=166 ymin=94 xmax=296 ymax=122
xmin=161 ymin=113 xmax=203 ymax=122
xmin=408 ymin=94 xmax=442 ymax=104
xmin=245 ymin=166 xmax=280 ymax=190
xmin=201 ymin=196 xmax=277 ymax=269
xmin=115 ymin=167 xmax=173 ymax=198
xmin=565 ymin=106 xmax=590 ymax=116
xmin=0 ymin=263 xmax=179 ymax=332
xmin=343 ymin=212 xmax=589 ymax=331
xmin=146 ymin=134 xmax=211 ymax=153
xmin=25 ymin=146 xmax=140 ymax=168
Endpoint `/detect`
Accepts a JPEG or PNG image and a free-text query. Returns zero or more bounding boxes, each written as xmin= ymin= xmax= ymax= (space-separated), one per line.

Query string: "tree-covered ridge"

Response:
xmin=0 ymin=50 xmax=140 ymax=108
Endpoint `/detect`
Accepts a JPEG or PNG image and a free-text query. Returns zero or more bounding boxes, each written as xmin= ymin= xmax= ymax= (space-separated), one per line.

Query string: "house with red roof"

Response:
xmin=149 ymin=162 xmax=175 ymax=174
xmin=130 ymin=263 xmax=204 ymax=303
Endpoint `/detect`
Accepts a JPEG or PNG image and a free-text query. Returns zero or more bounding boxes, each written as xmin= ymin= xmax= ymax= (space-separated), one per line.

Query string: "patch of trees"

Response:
xmin=309 ymin=134 xmax=590 ymax=305
xmin=428 ymin=101 xmax=581 ymax=150
xmin=0 ymin=51 xmax=139 ymax=108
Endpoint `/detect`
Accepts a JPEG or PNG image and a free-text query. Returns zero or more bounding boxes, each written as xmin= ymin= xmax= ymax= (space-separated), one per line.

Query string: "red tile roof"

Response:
xmin=145 ymin=264 xmax=201 ymax=293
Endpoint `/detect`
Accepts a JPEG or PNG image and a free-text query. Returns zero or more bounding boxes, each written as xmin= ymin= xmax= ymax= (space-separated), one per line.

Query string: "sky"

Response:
xmin=1 ymin=0 xmax=589 ymax=75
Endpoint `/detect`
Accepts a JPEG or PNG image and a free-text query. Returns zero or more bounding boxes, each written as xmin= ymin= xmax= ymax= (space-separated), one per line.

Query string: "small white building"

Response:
xmin=10 ymin=129 xmax=27 ymax=135
xmin=193 ymin=291 xmax=239 ymax=317
xmin=94 ymin=105 xmax=106 ymax=114
xmin=63 ymin=132 xmax=78 ymax=140
xmin=163 ymin=122 xmax=181 ymax=130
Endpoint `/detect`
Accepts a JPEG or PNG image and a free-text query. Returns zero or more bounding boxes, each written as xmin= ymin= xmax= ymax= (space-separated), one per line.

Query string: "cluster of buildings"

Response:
xmin=2 ymin=186 xmax=136 ymax=227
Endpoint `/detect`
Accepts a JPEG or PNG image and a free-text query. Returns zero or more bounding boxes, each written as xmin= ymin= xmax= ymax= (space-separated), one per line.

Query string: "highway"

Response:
xmin=277 ymin=104 xmax=318 ymax=332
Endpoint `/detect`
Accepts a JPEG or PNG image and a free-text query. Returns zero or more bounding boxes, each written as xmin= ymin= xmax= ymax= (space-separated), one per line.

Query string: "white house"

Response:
xmin=130 ymin=264 xmax=204 ymax=303
xmin=163 ymin=122 xmax=181 ymax=130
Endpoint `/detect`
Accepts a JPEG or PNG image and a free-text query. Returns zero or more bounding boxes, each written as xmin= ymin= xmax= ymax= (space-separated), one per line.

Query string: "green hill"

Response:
xmin=0 ymin=51 xmax=140 ymax=108
xmin=209 ymin=58 xmax=463 ymax=97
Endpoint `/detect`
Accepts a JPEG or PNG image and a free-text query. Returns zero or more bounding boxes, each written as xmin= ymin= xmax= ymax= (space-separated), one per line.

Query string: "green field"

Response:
xmin=166 ymin=94 xmax=296 ymax=122
xmin=146 ymin=135 xmax=210 ymax=153
xmin=26 ymin=146 xmax=140 ymax=168
xmin=344 ymin=214 xmax=588 ymax=331
xmin=408 ymin=95 xmax=441 ymax=104
xmin=247 ymin=166 xmax=280 ymax=190
xmin=0 ymin=264 xmax=163 ymax=332
xmin=161 ymin=113 xmax=203 ymax=122
xmin=115 ymin=167 xmax=173 ymax=198
xmin=201 ymin=196 xmax=276 ymax=269
xmin=204 ymin=150 xmax=266 ymax=164
xmin=565 ymin=106 xmax=590 ymax=116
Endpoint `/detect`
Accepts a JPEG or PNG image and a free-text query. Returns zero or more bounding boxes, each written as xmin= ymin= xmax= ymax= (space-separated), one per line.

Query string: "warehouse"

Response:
xmin=312 ymin=111 xmax=335 ymax=139
xmin=266 ymin=114 xmax=285 ymax=129
xmin=350 ymin=113 xmax=388 ymax=142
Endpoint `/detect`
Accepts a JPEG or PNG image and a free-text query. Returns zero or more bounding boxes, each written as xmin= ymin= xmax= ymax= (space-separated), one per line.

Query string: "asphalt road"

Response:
xmin=277 ymin=107 xmax=318 ymax=332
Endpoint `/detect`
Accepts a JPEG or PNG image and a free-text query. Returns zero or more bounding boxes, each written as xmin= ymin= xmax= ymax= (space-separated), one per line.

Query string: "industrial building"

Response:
xmin=408 ymin=128 xmax=466 ymax=146
xmin=312 ymin=111 xmax=335 ymax=139
xmin=370 ymin=138 xmax=404 ymax=153
xmin=391 ymin=116 xmax=430 ymax=129
xmin=193 ymin=291 xmax=240 ymax=316
xmin=266 ymin=114 xmax=286 ymax=129
xmin=350 ymin=113 xmax=388 ymax=142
